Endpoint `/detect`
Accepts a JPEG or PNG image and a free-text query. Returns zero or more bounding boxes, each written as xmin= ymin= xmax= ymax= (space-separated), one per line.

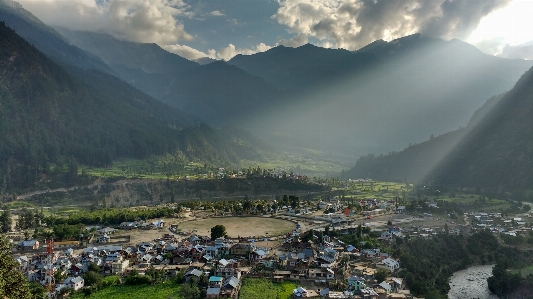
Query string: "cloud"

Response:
xmin=274 ymin=0 xmax=511 ymax=50
xmin=209 ymin=10 xmax=225 ymax=16
xmin=18 ymin=0 xmax=193 ymax=44
xmin=474 ymin=37 xmax=506 ymax=55
xmin=276 ymin=34 xmax=308 ymax=47
xmin=498 ymin=43 xmax=533 ymax=60
xmin=217 ymin=43 xmax=272 ymax=61
xmin=163 ymin=44 xmax=216 ymax=60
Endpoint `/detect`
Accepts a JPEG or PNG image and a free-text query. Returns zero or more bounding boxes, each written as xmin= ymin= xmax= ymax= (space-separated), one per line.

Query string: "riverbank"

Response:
xmin=448 ymin=265 xmax=498 ymax=299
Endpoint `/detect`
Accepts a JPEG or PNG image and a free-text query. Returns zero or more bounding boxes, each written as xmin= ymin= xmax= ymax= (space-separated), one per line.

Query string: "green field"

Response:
xmin=70 ymin=283 xmax=181 ymax=299
xmin=239 ymin=278 xmax=297 ymax=299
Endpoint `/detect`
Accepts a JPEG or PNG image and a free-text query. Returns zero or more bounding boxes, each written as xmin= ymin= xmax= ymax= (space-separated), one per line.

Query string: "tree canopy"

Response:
xmin=0 ymin=235 xmax=31 ymax=298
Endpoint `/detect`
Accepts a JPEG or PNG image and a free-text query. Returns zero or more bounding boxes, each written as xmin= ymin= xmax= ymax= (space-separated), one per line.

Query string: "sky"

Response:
xmin=16 ymin=0 xmax=533 ymax=61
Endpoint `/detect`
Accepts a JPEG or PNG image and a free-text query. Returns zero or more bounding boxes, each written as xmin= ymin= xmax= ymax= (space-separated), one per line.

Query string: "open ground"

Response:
xmin=177 ymin=217 xmax=296 ymax=238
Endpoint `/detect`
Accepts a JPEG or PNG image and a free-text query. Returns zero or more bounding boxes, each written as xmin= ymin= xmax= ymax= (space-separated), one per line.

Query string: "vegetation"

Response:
xmin=210 ymin=224 xmax=227 ymax=239
xmin=488 ymin=257 xmax=522 ymax=296
xmin=0 ymin=235 xmax=31 ymax=298
xmin=0 ymin=21 xmax=271 ymax=194
xmin=396 ymin=230 xmax=500 ymax=297
xmin=42 ymin=206 xmax=176 ymax=226
xmin=345 ymin=66 xmax=533 ymax=191
xmin=70 ymin=283 xmax=181 ymax=299
xmin=239 ymin=278 xmax=297 ymax=299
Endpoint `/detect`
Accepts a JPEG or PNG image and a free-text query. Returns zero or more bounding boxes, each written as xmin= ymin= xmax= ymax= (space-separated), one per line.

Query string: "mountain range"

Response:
xmin=0 ymin=9 xmax=265 ymax=191
xmin=2 ymin=0 xmax=533 ymax=192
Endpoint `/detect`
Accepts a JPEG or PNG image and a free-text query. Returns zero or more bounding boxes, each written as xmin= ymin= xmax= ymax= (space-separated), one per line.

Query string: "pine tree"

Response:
xmin=0 ymin=235 xmax=31 ymax=298
xmin=0 ymin=209 xmax=12 ymax=233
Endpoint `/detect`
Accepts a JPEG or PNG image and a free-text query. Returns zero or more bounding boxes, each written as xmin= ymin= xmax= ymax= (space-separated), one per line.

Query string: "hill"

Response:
xmin=0 ymin=0 xmax=113 ymax=73
xmin=56 ymin=29 xmax=282 ymax=125
xmin=227 ymin=35 xmax=533 ymax=157
xmin=344 ymin=65 xmax=533 ymax=190
xmin=0 ymin=21 xmax=263 ymax=192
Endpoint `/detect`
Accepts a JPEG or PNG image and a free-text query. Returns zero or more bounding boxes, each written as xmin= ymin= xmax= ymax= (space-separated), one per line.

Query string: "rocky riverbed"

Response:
xmin=448 ymin=265 xmax=499 ymax=299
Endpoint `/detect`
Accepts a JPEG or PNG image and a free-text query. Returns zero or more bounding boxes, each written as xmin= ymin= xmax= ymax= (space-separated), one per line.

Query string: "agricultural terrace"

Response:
xmin=178 ymin=217 xmax=295 ymax=238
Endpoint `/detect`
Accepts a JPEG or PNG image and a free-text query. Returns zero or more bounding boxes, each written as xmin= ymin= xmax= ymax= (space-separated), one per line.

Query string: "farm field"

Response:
xmin=69 ymin=283 xmax=181 ymax=299
xmin=239 ymin=278 xmax=297 ymax=299
xmin=178 ymin=217 xmax=296 ymax=238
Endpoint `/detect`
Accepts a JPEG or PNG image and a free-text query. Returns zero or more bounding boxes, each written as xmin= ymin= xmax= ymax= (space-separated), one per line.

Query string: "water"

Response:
xmin=448 ymin=265 xmax=499 ymax=299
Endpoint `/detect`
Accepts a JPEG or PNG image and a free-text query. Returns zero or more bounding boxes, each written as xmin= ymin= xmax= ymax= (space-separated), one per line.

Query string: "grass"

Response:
xmin=70 ymin=282 xmax=181 ymax=299
xmin=511 ymin=265 xmax=533 ymax=278
xmin=239 ymin=278 xmax=297 ymax=299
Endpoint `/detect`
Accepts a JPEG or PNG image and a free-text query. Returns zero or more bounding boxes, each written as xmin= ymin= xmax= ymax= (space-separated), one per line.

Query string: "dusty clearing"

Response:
xmin=178 ymin=217 xmax=296 ymax=238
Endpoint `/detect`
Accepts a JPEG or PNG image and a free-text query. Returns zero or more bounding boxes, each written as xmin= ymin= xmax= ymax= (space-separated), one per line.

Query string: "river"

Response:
xmin=448 ymin=265 xmax=498 ymax=299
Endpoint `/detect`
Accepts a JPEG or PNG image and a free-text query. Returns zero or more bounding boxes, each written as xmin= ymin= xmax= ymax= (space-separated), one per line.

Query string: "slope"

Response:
xmin=342 ymin=93 xmax=505 ymax=183
xmin=56 ymin=28 xmax=282 ymax=125
xmin=0 ymin=0 xmax=113 ymax=73
xmin=227 ymin=35 xmax=533 ymax=157
xmin=0 ymin=21 xmax=261 ymax=192
xmin=345 ymin=65 xmax=533 ymax=190
xmin=429 ymin=66 xmax=533 ymax=190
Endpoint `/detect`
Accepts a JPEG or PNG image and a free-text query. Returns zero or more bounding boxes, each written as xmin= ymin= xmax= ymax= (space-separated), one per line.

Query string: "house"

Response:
xmin=230 ymin=243 xmax=255 ymax=256
xmin=19 ymin=240 xmax=40 ymax=250
xmin=15 ymin=255 xmax=29 ymax=270
xmin=250 ymin=249 xmax=266 ymax=261
xmin=208 ymin=276 xmax=223 ymax=288
xmin=347 ymin=276 xmax=366 ymax=291
xmin=97 ymin=227 xmax=116 ymax=235
xmin=97 ymin=234 xmax=111 ymax=243
xmin=185 ymin=269 xmax=203 ymax=282
xmin=152 ymin=219 xmax=165 ymax=228
xmin=378 ymin=258 xmax=400 ymax=272
xmin=111 ymin=260 xmax=129 ymax=274
xmin=220 ymin=276 xmax=240 ymax=298
xmin=307 ymin=268 xmax=334 ymax=280
xmin=206 ymin=287 xmax=221 ymax=298
xmin=378 ymin=281 xmax=392 ymax=293
xmin=293 ymin=286 xmax=309 ymax=297
xmin=64 ymin=276 xmax=84 ymax=291
xmin=360 ymin=288 xmax=378 ymax=299
xmin=120 ymin=222 xmax=137 ymax=230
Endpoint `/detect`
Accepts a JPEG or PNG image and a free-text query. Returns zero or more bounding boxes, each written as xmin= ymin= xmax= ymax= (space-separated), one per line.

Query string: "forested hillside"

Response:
xmin=56 ymin=29 xmax=282 ymax=125
xmin=345 ymin=65 xmax=533 ymax=190
xmin=0 ymin=22 xmax=263 ymax=192
xmin=0 ymin=0 xmax=112 ymax=73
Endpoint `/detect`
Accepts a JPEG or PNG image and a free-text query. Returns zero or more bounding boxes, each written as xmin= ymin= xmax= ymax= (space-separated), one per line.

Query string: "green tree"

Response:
xmin=0 ymin=235 xmax=31 ymax=298
xmin=180 ymin=283 xmax=200 ymax=299
xmin=0 ymin=209 xmax=11 ymax=233
xmin=82 ymin=271 xmax=103 ymax=287
xmin=374 ymin=269 xmax=388 ymax=282
xmin=211 ymin=225 xmax=227 ymax=240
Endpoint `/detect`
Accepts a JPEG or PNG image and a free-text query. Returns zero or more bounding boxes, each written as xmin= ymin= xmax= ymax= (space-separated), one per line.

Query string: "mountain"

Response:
xmin=55 ymin=29 xmax=282 ymax=125
xmin=54 ymin=29 xmax=198 ymax=75
xmin=0 ymin=0 xmax=113 ymax=73
xmin=226 ymin=35 xmax=533 ymax=157
xmin=229 ymin=44 xmax=376 ymax=90
xmin=344 ymin=65 xmax=533 ymax=190
xmin=0 ymin=21 xmax=264 ymax=192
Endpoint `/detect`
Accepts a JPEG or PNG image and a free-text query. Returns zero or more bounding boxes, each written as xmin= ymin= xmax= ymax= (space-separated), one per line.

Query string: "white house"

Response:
xmin=378 ymin=258 xmax=400 ymax=272
xmin=64 ymin=276 xmax=84 ymax=291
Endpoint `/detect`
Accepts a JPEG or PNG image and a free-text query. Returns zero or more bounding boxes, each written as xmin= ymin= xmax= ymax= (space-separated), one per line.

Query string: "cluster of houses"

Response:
xmin=469 ymin=212 xmax=532 ymax=236
xmin=11 ymin=224 xmax=418 ymax=299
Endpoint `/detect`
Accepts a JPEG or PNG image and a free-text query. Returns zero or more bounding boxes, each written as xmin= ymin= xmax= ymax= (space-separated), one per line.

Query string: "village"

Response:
xmin=7 ymin=193 xmax=533 ymax=299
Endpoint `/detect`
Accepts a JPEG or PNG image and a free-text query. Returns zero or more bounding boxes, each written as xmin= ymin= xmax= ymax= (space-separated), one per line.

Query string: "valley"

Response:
xmin=1 ymin=1 xmax=533 ymax=299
